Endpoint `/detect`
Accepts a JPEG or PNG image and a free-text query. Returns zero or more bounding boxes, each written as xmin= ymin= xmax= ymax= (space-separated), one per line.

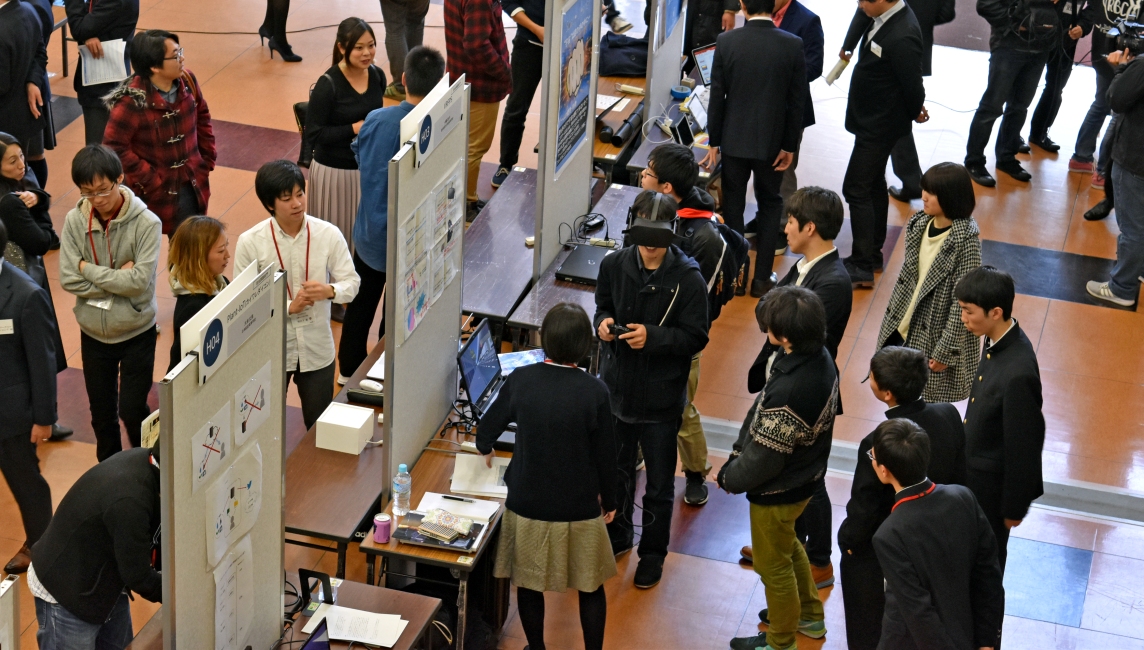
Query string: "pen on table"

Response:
xmin=443 ymin=495 xmax=475 ymax=503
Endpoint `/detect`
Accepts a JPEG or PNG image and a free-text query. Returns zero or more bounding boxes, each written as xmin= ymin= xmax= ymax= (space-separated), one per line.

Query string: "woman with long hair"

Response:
xmin=167 ymin=216 xmax=230 ymax=371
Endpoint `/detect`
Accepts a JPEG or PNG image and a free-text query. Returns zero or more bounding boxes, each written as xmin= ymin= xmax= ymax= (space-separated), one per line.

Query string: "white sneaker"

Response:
xmin=1086 ymin=281 xmax=1136 ymax=307
xmin=609 ymin=15 xmax=633 ymax=34
xmin=775 ymin=245 xmax=788 ymax=255
xmin=337 ymin=374 xmax=351 ymax=386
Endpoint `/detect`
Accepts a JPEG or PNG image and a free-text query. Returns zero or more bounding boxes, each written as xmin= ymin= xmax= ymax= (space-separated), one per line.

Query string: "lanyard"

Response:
xmin=891 ymin=482 xmax=935 ymax=513
xmin=86 ymin=210 xmax=114 ymax=267
xmin=543 ymin=359 xmax=579 ymax=368
xmin=269 ymin=220 xmax=310 ymax=300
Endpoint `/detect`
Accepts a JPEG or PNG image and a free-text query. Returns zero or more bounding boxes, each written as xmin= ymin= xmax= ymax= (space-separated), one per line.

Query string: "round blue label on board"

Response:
xmin=203 ymin=318 xmax=224 ymax=367
xmin=419 ymin=116 xmax=432 ymax=154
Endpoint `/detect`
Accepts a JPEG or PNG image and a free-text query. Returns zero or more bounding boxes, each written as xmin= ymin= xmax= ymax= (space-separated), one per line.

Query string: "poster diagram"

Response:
xmin=192 ymin=402 xmax=232 ymax=493
xmin=556 ymin=0 xmax=594 ymax=174
xmin=213 ymin=535 xmax=254 ymax=650
xmin=205 ymin=443 xmax=264 ymax=567
xmin=399 ymin=163 xmax=465 ymax=341
xmin=233 ymin=361 xmax=272 ymax=448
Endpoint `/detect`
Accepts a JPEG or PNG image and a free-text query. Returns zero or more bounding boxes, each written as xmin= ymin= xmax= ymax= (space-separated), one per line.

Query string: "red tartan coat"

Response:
xmin=103 ymin=70 xmax=217 ymax=234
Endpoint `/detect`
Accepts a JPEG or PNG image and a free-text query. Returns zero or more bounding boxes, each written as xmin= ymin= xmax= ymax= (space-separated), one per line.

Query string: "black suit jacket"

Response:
xmin=874 ymin=481 xmax=1005 ymax=650
xmin=0 ymin=261 xmax=58 ymax=440
xmin=842 ymin=0 xmax=955 ymax=75
xmin=708 ymin=19 xmax=806 ymax=160
xmin=0 ymin=0 xmax=47 ymax=146
xmin=845 ymin=4 xmax=926 ymax=142
xmin=837 ymin=399 xmax=967 ymax=555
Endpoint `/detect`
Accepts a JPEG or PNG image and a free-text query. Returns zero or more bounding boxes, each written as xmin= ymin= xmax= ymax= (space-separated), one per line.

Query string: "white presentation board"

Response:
xmin=645 ymin=0 xmax=687 ymax=124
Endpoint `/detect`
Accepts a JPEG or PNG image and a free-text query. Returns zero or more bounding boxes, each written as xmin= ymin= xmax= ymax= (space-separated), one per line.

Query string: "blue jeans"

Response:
xmin=1109 ymin=165 xmax=1144 ymax=302
xmin=1072 ymin=60 xmax=1115 ymax=163
xmin=35 ymin=593 xmax=133 ymax=650
xmin=965 ymin=48 xmax=1049 ymax=167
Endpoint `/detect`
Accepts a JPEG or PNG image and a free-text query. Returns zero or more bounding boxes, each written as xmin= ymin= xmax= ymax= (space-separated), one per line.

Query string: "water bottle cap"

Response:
xmin=398 ymin=464 xmax=408 ymax=473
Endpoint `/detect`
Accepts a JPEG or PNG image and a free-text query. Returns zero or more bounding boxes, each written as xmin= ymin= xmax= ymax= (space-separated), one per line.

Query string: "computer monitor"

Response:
xmin=458 ymin=319 xmax=501 ymax=406
xmin=692 ymin=44 xmax=716 ymax=86
xmin=300 ymin=619 xmax=330 ymax=650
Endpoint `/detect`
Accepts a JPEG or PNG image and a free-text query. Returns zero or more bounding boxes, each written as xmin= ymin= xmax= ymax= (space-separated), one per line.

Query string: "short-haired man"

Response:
xmin=640 ymin=143 xmax=748 ymax=506
xmin=869 ymin=419 xmax=1005 ymax=650
xmin=236 ymin=160 xmax=360 ymax=430
xmin=838 ymin=346 xmax=967 ymax=650
xmin=594 ymin=190 xmax=710 ymax=589
xmin=719 ymin=285 xmax=838 ymax=650
xmin=956 ymin=265 xmax=1044 ymax=569
xmin=59 ymin=145 xmax=161 ymax=462
xmin=340 ymin=47 xmax=446 ymax=381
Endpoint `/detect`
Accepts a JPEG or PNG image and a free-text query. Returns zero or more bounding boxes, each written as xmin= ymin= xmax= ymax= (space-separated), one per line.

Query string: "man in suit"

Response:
xmin=0 ymin=0 xmax=47 ymax=155
xmin=739 ymin=187 xmax=851 ymax=594
xmin=64 ymin=0 xmax=140 ymax=145
xmin=702 ymin=0 xmax=806 ymax=298
xmin=838 ymin=346 xmax=967 ymax=650
xmin=956 ymin=266 xmax=1045 ymax=569
xmin=0 ymin=221 xmax=56 ymax=574
xmin=840 ymin=0 xmax=952 ymax=202
xmin=869 ymin=419 xmax=1005 ymax=650
xmin=841 ymin=0 xmax=925 ymax=288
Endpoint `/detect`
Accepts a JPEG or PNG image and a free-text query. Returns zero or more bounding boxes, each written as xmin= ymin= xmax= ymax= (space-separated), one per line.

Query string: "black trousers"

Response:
xmin=966 ymin=468 xmax=1011 ymax=570
xmin=606 ymin=417 xmax=681 ymax=560
xmin=338 ymin=252 xmax=387 ymax=377
xmin=843 ymin=135 xmax=897 ymax=273
xmin=288 ymin=361 xmax=336 ymax=431
xmin=1029 ymin=40 xmax=1077 ymax=140
xmin=965 ymin=48 xmax=1049 ymax=168
xmin=82 ymin=105 xmax=110 ymax=146
xmin=81 ymin=327 xmax=157 ymax=462
xmin=840 ymin=545 xmax=885 ymax=650
xmin=721 ymin=154 xmax=783 ymax=283
xmin=794 ymin=478 xmax=832 ymax=567
xmin=890 ymin=132 xmax=923 ymax=195
xmin=499 ymin=38 xmax=544 ymax=169
xmin=0 ymin=435 xmax=52 ymax=545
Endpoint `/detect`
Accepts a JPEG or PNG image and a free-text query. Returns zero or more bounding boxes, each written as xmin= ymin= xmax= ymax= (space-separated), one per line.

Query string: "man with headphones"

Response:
xmin=593 ymin=190 xmax=710 ymax=589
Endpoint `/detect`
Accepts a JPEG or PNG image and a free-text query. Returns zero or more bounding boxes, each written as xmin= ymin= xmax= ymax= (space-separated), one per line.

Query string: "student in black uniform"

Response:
xmin=167 ymin=216 xmax=230 ymax=371
xmin=490 ymin=0 xmax=545 ymax=189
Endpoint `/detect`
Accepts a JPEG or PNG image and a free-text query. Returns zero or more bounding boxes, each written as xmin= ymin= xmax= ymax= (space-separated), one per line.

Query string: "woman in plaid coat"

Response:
xmin=877 ymin=163 xmax=981 ymax=402
xmin=103 ymin=29 xmax=215 ymax=236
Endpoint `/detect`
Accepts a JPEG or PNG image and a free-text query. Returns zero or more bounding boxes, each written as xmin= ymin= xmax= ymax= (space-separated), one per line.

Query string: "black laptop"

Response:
xmin=555 ymin=245 xmax=614 ymax=286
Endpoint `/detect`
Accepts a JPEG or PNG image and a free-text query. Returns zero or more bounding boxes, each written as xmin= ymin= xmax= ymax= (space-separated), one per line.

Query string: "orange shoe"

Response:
xmin=811 ymin=563 xmax=835 ymax=589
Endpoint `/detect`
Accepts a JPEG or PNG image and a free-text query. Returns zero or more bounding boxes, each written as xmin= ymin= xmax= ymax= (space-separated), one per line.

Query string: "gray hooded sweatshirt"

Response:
xmin=59 ymin=187 xmax=161 ymax=344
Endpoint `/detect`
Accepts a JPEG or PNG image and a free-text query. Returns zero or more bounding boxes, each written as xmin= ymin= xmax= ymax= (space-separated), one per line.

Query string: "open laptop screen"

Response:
xmin=692 ymin=44 xmax=717 ymax=86
xmin=458 ymin=319 xmax=501 ymax=405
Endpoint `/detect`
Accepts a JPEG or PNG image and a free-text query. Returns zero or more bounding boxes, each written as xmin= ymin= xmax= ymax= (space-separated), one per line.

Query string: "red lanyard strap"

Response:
xmin=86 ymin=210 xmax=113 ymax=267
xmin=891 ymin=482 xmax=935 ymax=512
xmin=269 ymin=220 xmax=310 ymax=301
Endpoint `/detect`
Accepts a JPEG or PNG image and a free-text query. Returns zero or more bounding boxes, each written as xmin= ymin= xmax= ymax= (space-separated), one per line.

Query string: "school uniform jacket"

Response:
xmin=845 ymin=3 xmax=925 ymax=143
xmin=0 ymin=261 xmax=58 ymax=440
xmin=876 ymin=212 xmax=981 ymax=403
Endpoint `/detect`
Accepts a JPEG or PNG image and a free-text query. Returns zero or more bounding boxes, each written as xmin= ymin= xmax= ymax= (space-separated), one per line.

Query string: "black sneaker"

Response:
xmin=843 ymin=259 xmax=875 ymax=289
xmin=491 ymin=165 xmax=510 ymax=188
xmin=966 ymin=164 xmax=996 ymax=188
xmin=996 ymin=161 xmax=1032 ymax=182
xmin=1084 ymin=199 xmax=1113 ymax=221
xmin=634 ymin=555 xmax=664 ymax=588
xmin=1017 ymin=136 xmax=1031 ymax=154
xmin=49 ymin=423 xmax=74 ymax=441
xmin=683 ymin=471 xmax=709 ymax=506
xmin=1029 ymin=135 xmax=1060 ymax=153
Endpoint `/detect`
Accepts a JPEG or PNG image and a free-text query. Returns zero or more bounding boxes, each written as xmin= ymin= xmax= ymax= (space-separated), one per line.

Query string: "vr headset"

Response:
xmin=623 ymin=192 xmax=679 ymax=248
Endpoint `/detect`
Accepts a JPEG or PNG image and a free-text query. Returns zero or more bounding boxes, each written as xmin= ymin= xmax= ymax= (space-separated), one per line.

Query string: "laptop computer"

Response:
xmin=555 ymin=245 xmax=614 ymax=286
xmin=692 ymin=43 xmax=716 ymax=86
xmin=457 ymin=319 xmax=506 ymax=418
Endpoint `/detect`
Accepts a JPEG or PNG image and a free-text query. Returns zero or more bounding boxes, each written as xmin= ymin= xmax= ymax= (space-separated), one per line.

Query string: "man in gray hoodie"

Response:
xmin=59 ymin=145 xmax=161 ymax=462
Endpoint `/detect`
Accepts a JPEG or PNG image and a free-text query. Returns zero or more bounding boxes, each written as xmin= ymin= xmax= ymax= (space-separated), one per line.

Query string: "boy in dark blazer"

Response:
xmin=703 ymin=0 xmax=806 ymax=298
xmin=838 ymin=346 xmax=967 ymax=650
xmin=869 ymin=418 xmax=1004 ymax=650
xmin=956 ymin=266 xmax=1045 ymax=569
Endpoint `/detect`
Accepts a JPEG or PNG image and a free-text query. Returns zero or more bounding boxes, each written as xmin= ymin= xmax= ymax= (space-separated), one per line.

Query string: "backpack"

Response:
xmin=707 ymin=221 xmax=749 ymax=320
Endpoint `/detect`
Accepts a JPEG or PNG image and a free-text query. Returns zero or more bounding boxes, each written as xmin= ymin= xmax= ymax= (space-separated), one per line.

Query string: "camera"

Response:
xmin=1108 ymin=19 xmax=1144 ymax=56
xmin=608 ymin=323 xmax=634 ymax=336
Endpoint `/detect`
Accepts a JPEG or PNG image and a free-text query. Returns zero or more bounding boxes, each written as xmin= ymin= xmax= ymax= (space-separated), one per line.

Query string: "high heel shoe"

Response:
xmin=258 ymin=25 xmax=270 ymax=46
xmin=267 ymin=37 xmax=302 ymax=62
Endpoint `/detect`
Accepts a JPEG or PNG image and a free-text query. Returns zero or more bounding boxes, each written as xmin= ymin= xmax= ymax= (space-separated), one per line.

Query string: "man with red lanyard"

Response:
xmin=868 ymin=418 xmax=1005 ymax=650
xmin=235 ymin=160 xmax=360 ymax=430
xmin=59 ymin=144 xmax=162 ymax=462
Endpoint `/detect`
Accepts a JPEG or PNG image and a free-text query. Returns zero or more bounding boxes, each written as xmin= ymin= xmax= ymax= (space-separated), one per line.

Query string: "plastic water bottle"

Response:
xmin=392 ymin=464 xmax=411 ymax=516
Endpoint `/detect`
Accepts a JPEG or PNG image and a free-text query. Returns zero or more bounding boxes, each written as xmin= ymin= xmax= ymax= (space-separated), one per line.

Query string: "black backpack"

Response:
xmin=706 ymin=221 xmax=749 ymax=321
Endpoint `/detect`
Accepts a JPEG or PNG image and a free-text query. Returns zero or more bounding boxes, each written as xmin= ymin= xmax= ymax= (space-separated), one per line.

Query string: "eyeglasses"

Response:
xmin=866 ymin=448 xmax=876 ymax=463
xmin=79 ymin=187 xmax=117 ymax=199
xmin=640 ymin=168 xmax=659 ymax=182
xmin=164 ymin=47 xmax=185 ymax=61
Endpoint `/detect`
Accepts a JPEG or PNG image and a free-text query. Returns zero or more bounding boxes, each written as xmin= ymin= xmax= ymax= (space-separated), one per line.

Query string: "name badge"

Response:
xmin=87 ymin=296 xmax=113 ymax=310
xmin=290 ymin=309 xmax=315 ymax=328
xmin=0 ymin=319 xmax=13 ymax=335
xmin=870 ymin=41 xmax=883 ymax=58
xmin=1062 ymin=2 xmax=1072 ymax=13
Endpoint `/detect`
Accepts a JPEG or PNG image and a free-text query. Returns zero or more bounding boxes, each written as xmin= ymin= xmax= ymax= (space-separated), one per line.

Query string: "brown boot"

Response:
xmin=811 ymin=562 xmax=835 ymax=589
xmin=4 ymin=544 xmax=32 ymax=574
xmin=739 ymin=545 xmax=753 ymax=564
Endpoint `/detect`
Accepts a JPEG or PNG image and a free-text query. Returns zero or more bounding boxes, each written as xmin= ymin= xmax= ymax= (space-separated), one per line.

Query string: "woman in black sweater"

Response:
xmin=167 ymin=216 xmax=230 ymax=371
xmin=477 ymin=303 xmax=618 ymax=650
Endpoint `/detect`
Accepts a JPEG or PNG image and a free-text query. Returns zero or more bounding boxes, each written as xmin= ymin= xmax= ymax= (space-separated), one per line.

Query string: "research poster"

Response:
xmin=555 ymin=0 xmax=594 ymax=175
xmin=399 ymin=165 xmax=464 ymax=340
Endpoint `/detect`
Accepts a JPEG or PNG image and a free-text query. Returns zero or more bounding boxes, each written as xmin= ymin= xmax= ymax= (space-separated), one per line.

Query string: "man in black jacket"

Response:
xmin=841 ymin=0 xmax=925 ymax=288
xmin=1027 ymin=0 xmax=1091 ymax=153
xmin=640 ymin=143 xmax=748 ymax=507
xmin=30 ymin=445 xmax=161 ymax=650
xmin=839 ymin=346 xmax=967 ymax=650
xmin=869 ymin=419 xmax=1005 ymax=650
xmin=64 ymin=0 xmax=140 ymax=144
xmin=0 ymin=222 xmax=57 ymax=575
xmin=956 ymin=266 xmax=1045 ymax=569
xmin=0 ymin=0 xmax=47 ymax=155
xmin=719 ymin=286 xmax=837 ymax=650
xmin=964 ymin=0 xmax=1060 ymax=186
xmin=702 ymin=0 xmax=806 ymax=298
xmin=594 ymin=190 xmax=710 ymax=589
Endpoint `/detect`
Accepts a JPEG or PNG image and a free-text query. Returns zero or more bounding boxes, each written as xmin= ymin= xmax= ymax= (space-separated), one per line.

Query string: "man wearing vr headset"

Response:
xmin=594 ymin=190 xmax=710 ymax=590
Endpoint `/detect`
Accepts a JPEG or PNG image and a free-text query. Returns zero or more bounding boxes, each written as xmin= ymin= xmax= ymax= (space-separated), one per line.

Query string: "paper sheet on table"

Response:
xmin=451 ymin=454 xmax=509 ymax=497
xmin=596 ymin=94 xmax=625 ymax=112
xmin=325 ymin=606 xmax=408 ymax=648
xmin=213 ymin=536 xmax=254 ymax=650
xmin=417 ymin=492 xmax=500 ymax=522
xmin=366 ymin=352 xmax=386 ymax=382
xmin=80 ymin=39 xmax=128 ymax=87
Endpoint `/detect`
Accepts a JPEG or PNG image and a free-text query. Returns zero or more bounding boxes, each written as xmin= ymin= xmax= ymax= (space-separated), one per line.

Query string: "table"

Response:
xmin=594 ymin=76 xmax=647 ymax=182
xmin=462 ymin=166 xmax=537 ymax=326
xmin=284 ymin=340 xmax=387 ymax=579
xmin=507 ymin=183 xmax=642 ymax=330
xmin=626 ymin=102 xmax=714 ymax=187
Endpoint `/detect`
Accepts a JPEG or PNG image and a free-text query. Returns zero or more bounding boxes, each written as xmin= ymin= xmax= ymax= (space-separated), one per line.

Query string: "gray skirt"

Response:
xmin=493 ymin=510 xmax=617 ymax=593
xmin=308 ymin=160 xmax=361 ymax=252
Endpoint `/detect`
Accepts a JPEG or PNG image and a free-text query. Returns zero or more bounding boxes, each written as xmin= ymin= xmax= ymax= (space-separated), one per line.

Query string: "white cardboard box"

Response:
xmin=316 ymin=403 xmax=374 ymax=455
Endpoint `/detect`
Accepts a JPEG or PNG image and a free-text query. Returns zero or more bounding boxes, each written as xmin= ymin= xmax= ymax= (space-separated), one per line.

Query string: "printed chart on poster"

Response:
xmin=233 ymin=361 xmax=272 ymax=448
xmin=192 ymin=402 xmax=232 ymax=493
xmin=556 ymin=0 xmax=594 ymax=175
xmin=398 ymin=164 xmax=464 ymax=341
xmin=204 ymin=444 xmax=263 ymax=567
xmin=213 ymin=535 xmax=254 ymax=650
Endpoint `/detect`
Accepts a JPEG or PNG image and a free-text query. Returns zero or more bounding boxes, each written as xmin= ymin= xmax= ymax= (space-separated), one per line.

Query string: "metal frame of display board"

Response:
xmin=644 ymin=0 xmax=688 ymax=124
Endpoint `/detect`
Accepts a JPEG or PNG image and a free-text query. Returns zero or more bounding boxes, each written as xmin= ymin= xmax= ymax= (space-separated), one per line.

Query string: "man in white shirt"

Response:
xmin=235 ymin=160 xmax=360 ymax=429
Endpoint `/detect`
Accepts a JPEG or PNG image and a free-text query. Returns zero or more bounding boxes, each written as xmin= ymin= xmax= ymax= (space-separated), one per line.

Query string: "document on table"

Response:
xmin=80 ymin=39 xmax=129 ymax=87
xmin=417 ymin=491 xmax=500 ymax=522
xmin=325 ymin=606 xmax=408 ymax=648
xmin=366 ymin=352 xmax=386 ymax=382
xmin=450 ymin=454 xmax=509 ymax=498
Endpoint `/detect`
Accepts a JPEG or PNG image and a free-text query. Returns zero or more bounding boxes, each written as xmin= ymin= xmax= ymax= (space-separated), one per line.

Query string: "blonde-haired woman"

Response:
xmin=168 ymin=216 xmax=230 ymax=370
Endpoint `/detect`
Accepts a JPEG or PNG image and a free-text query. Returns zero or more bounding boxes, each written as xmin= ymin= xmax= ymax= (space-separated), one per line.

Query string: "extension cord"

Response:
xmin=589 ymin=238 xmax=618 ymax=248
xmin=656 ymin=117 xmax=673 ymax=138
xmin=460 ymin=441 xmax=480 ymax=453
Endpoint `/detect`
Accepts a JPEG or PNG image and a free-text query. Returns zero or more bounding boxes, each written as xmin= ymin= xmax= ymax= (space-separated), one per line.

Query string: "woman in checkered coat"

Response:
xmin=877 ymin=163 xmax=982 ymax=402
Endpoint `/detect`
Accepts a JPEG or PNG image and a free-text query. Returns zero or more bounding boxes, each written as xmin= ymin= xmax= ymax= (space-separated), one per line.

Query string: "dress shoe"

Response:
xmin=4 ymin=544 xmax=31 ymax=574
xmin=1084 ymin=199 xmax=1113 ymax=221
xmin=996 ymin=161 xmax=1031 ymax=182
xmin=750 ymin=273 xmax=777 ymax=298
xmin=49 ymin=423 xmax=73 ymax=441
xmin=966 ymin=164 xmax=996 ymax=187
xmin=888 ymin=185 xmax=921 ymax=202
xmin=1017 ymin=137 xmax=1031 ymax=154
xmin=740 ymin=545 xmax=753 ymax=563
xmin=844 ymin=260 xmax=875 ymax=289
xmin=1029 ymin=135 xmax=1060 ymax=153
